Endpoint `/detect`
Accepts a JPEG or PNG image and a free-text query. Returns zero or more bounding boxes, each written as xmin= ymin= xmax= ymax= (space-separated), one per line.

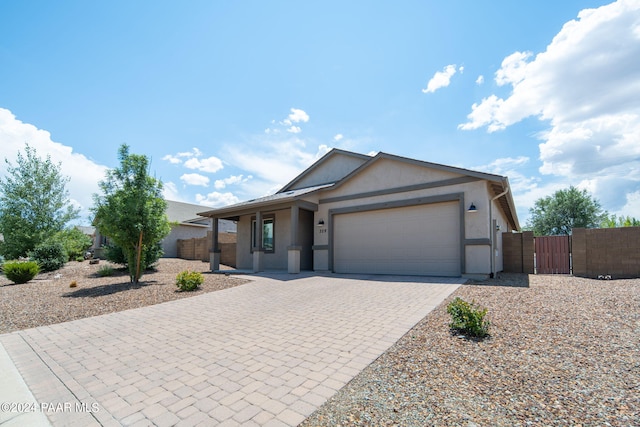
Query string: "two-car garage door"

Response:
xmin=333 ymin=202 xmax=461 ymax=276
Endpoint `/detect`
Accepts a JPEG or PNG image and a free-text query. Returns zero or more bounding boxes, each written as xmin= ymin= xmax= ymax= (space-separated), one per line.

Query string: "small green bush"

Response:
xmin=31 ymin=242 xmax=67 ymax=272
xmin=97 ymin=266 xmax=114 ymax=277
xmin=447 ymin=297 xmax=490 ymax=338
xmin=103 ymin=243 xmax=162 ymax=270
xmin=176 ymin=270 xmax=204 ymax=291
xmin=4 ymin=261 xmax=40 ymax=284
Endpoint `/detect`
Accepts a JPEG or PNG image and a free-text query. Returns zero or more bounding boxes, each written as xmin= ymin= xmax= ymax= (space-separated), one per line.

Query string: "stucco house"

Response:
xmin=199 ymin=149 xmax=520 ymax=277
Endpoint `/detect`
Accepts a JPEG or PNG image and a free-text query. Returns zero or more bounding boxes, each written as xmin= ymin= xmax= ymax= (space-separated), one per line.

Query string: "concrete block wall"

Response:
xmin=502 ymin=231 xmax=534 ymax=274
xmin=573 ymin=227 xmax=640 ymax=278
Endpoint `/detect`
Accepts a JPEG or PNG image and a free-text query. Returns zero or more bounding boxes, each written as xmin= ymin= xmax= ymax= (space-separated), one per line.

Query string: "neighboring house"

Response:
xmin=93 ymin=200 xmax=236 ymax=258
xmin=199 ymin=149 xmax=520 ymax=277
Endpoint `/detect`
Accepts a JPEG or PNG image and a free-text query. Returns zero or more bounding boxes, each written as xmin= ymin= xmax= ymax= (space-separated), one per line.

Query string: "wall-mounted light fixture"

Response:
xmin=496 ymin=224 xmax=501 ymax=231
xmin=317 ymin=219 xmax=325 ymax=227
xmin=467 ymin=203 xmax=478 ymax=213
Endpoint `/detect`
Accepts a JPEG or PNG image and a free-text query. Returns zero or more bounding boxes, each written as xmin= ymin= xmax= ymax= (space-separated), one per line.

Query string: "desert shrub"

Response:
xmin=446 ymin=297 xmax=490 ymax=338
xmin=176 ymin=270 xmax=204 ymax=292
xmin=97 ymin=266 xmax=115 ymax=277
xmin=4 ymin=261 xmax=40 ymax=284
xmin=48 ymin=228 xmax=93 ymax=261
xmin=31 ymin=241 xmax=67 ymax=272
xmin=103 ymin=243 xmax=162 ymax=270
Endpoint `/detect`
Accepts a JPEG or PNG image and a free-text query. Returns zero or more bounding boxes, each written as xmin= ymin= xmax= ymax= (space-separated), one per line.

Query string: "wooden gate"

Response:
xmin=535 ymin=235 xmax=571 ymax=274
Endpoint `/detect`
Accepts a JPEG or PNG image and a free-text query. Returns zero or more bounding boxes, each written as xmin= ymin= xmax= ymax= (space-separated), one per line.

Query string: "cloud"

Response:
xmin=162 ymin=154 xmax=182 ymax=164
xmin=283 ymin=108 xmax=310 ymax=126
xmin=178 ymin=148 xmax=202 ymax=158
xmin=265 ymin=108 xmax=311 ymax=134
xmin=0 ymin=108 xmax=108 ymax=223
xmin=180 ymin=173 xmax=210 ymax=187
xmin=163 ymin=181 xmax=185 ymax=202
xmin=214 ymin=174 xmax=252 ymax=190
xmin=460 ymin=0 xmax=640 ymax=213
xmin=163 ymin=148 xmax=204 ymax=165
xmin=476 ymin=75 xmax=484 ymax=85
xmin=422 ymin=64 xmax=460 ymax=93
xmin=183 ymin=156 xmax=224 ymax=173
xmin=195 ymin=191 xmax=240 ymax=207
xmin=333 ymin=134 xmax=344 ymax=141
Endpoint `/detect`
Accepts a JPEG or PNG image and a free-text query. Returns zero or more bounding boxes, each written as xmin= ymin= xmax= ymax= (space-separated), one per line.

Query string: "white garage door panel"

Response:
xmin=333 ymin=202 xmax=460 ymax=276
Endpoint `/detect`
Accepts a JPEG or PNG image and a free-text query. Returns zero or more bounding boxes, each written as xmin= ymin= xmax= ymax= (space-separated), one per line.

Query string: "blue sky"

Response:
xmin=1 ymin=0 xmax=639 ymax=225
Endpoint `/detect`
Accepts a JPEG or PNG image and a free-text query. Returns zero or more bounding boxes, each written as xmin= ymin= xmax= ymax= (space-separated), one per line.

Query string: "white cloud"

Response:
xmin=460 ymin=0 xmax=640 ymax=213
xmin=287 ymin=126 xmax=301 ymax=134
xmin=283 ymin=108 xmax=310 ymax=125
xmin=162 ymin=154 xmax=182 ymax=164
xmin=163 ymin=181 xmax=185 ymax=202
xmin=163 ymin=147 xmax=204 ymax=165
xmin=214 ymin=174 xmax=252 ymax=190
xmin=195 ymin=191 xmax=240 ymax=207
xmin=184 ymin=156 xmax=224 ymax=173
xmin=476 ymin=75 xmax=484 ymax=85
xmin=316 ymin=144 xmax=332 ymax=158
xmin=333 ymin=134 xmax=344 ymax=141
xmin=180 ymin=173 xmax=210 ymax=187
xmin=178 ymin=148 xmax=202 ymax=158
xmin=422 ymin=64 xmax=459 ymax=93
xmin=0 ymin=108 xmax=108 ymax=223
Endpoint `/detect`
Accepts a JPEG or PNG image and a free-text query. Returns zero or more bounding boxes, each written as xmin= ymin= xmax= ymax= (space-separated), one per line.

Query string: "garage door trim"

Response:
xmin=328 ymin=192 xmax=466 ymax=274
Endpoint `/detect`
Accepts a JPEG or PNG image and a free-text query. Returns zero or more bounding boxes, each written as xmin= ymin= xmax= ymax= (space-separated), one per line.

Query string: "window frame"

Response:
xmin=250 ymin=215 xmax=275 ymax=253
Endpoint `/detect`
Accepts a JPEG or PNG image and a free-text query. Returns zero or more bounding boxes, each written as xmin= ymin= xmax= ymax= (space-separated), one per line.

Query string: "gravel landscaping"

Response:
xmin=302 ymin=274 xmax=640 ymax=427
xmin=2 ymin=263 xmax=638 ymax=426
xmin=0 ymin=258 xmax=248 ymax=334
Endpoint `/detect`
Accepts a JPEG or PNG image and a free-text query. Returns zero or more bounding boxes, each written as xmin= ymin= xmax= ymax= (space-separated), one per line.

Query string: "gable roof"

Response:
xmin=198 ymin=184 xmax=331 ymax=219
xmin=278 ymin=149 xmax=371 ymax=193
xmin=325 ymin=151 xmax=520 ymax=230
xmin=166 ymin=200 xmax=236 ymax=231
xmin=198 ymin=149 xmax=520 ymax=230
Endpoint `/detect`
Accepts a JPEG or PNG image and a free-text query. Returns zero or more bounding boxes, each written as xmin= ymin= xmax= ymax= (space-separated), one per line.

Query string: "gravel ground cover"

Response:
xmin=2 ymin=264 xmax=638 ymax=426
xmin=0 ymin=258 xmax=248 ymax=334
xmin=302 ymin=274 xmax=640 ymax=427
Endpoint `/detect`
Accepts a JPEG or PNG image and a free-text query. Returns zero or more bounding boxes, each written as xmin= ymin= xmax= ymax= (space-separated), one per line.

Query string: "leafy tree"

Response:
xmin=0 ymin=144 xmax=79 ymax=259
xmin=47 ymin=227 xmax=93 ymax=261
xmin=527 ymin=186 xmax=607 ymax=236
xmin=92 ymin=145 xmax=170 ymax=283
xmin=600 ymin=214 xmax=640 ymax=228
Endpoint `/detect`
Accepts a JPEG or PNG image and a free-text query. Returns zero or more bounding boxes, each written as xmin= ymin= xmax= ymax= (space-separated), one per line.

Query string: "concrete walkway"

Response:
xmin=0 ymin=273 xmax=461 ymax=426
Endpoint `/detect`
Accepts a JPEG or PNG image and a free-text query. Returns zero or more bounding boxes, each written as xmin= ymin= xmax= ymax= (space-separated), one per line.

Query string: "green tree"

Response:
xmin=527 ymin=186 xmax=607 ymax=236
xmin=47 ymin=227 xmax=93 ymax=261
xmin=600 ymin=214 xmax=640 ymax=228
xmin=0 ymin=144 xmax=79 ymax=259
xmin=92 ymin=145 xmax=170 ymax=283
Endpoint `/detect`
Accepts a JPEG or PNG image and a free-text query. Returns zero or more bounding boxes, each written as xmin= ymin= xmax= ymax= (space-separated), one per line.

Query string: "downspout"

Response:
xmin=489 ymin=182 xmax=510 ymax=278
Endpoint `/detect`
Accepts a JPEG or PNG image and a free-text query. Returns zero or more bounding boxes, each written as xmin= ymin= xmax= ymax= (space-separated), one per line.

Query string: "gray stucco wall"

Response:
xmin=162 ymin=224 xmax=208 ymax=258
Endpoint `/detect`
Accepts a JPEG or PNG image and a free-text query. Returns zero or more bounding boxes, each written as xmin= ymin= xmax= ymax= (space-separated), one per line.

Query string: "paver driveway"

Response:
xmin=0 ymin=273 xmax=461 ymax=426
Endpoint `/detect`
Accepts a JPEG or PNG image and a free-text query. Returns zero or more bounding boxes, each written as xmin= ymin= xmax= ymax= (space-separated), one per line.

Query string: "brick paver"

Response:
xmin=0 ymin=272 xmax=461 ymax=426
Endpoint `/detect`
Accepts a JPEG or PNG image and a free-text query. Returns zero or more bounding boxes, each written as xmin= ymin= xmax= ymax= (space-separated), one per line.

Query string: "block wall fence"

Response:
xmin=502 ymin=227 xmax=640 ymax=278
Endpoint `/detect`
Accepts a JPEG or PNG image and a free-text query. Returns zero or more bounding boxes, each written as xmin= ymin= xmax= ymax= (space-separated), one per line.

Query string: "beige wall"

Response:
xmin=312 ymin=158 xmax=505 ymax=275
xmin=289 ymin=154 xmax=367 ymax=190
xmin=163 ymin=224 xmax=209 ymax=258
xmin=236 ymin=208 xmax=314 ymax=270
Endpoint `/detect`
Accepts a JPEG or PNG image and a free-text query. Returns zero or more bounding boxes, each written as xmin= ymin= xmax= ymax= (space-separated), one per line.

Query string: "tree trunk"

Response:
xmin=135 ymin=230 xmax=143 ymax=283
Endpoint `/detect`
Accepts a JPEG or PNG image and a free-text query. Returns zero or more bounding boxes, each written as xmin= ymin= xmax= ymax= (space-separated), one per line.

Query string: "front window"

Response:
xmin=252 ymin=217 xmax=275 ymax=252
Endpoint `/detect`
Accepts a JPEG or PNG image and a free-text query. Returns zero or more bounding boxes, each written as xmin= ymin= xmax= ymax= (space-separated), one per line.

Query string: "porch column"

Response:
xmin=253 ymin=211 xmax=264 ymax=272
xmin=209 ymin=217 xmax=221 ymax=271
xmin=288 ymin=205 xmax=301 ymax=274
